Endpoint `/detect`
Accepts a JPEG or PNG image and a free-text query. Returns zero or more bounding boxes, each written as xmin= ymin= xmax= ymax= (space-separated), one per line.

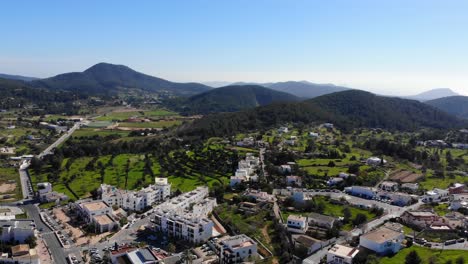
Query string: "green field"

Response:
xmin=30 ymin=154 xmax=161 ymax=199
xmin=118 ymin=120 xmax=182 ymax=128
xmin=72 ymin=128 xmax=131 ymax=138
xmin=86 ymin=121 xmax=113 ymax=128
xmin=380 ymin=246 xmax=467 ymax=264
xmin=0 ymin=167 xmax=22 ymax=202
xmin=95 ymin=109 xmax=177 ymax=121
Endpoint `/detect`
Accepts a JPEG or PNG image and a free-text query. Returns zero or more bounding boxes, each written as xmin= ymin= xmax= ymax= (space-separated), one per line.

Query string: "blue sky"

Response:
xmin=1 ymin=0 xmax=467 ymax=95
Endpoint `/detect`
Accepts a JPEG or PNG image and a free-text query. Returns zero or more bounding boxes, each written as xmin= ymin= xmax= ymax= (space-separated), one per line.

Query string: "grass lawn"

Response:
xmin=0 ymin=167 xmax=23 ymax=201
xmin=86 ymin=121 xmax=113 ymax=128
xmin=380 ymin=246 xmax=468 ymax=264
xmin=282 ymin=196 xmax=378 ymax=231
xmin=419 ymin=175 xmax=467 ymax=190
xmin=96 ymin=109 xmax=177 ymax=121
xmin=72 ymin=128 xmax=130 ymax=138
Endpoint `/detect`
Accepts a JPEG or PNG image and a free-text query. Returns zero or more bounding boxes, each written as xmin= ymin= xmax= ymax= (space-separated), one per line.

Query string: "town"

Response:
xmin=1 ymin=113 xmax=467 ymax=264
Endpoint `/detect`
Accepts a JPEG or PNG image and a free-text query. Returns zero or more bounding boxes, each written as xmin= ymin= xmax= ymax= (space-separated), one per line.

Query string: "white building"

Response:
xmin=0 ymin=219 xmax=35 ymax=243
xmin=422 ymin=188 xmax=449 ymax=203
xmin=449 ymin=193 xmax=468 ymax=211
xmin=230 ymin=154 xmax=260 ymax=186
xmin=153 ymin=186 xmax=216 ymax=243
xmin=75 ymin=200 xmax=119 ymax=233
xmin=366 ymin=157 xmax=386 ymax=166
xmin=287 ymin=215 xmax=308 ymax=234
xmin=292 ymin=235 xmax=323 ymax=255
xmin=345 ymin=186 xmax=377 ymax=199
xmin=278 ymin=127 xmax=289 ymax=133
xmin=286 ymin=175 xmax=302 ymax=187
xmin=379 ymin=181 xmax=399 ymax=192
xmin=327 ymin=244 xmax=359 ymax=264
xmin=217 ymin=234 xmax=257 ymax=264
xmin=359 ymin=224 xmax=404 ymax=255
xmin=401 ymin=183 xmax=419 ymax=192
xmin=244 ymin=189 xmax=276 ymax=203
xmin=100 ymin=177 xmax=171 ymax=212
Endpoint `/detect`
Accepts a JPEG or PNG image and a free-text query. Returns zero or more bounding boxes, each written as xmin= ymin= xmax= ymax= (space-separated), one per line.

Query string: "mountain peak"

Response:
xmin=84 ymin=62 xmax=133 ymax=73
xmin=407 ymin=88 xmax=459 ymax=101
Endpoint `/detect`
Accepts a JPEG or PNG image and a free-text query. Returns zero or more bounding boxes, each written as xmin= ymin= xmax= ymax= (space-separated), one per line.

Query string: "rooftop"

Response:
xmin=308 ymin=212 xmax=336 ymax=223
xmin=11 ymin=244 xmax=30 ymax=255
xmin=94 ymin=214 xmax=114 ymax=225
xmin=293 ymin=235 xmax=321 ymax=248
xmin=361 ymin=226 xmax=402 ymax=244
xmin=82 ymin=201 xmax=110 ymax=211
xmin=287 ymin=215 xmax=307 ymax=222
xmin=328 ymin=244 xmax=359 ymax=258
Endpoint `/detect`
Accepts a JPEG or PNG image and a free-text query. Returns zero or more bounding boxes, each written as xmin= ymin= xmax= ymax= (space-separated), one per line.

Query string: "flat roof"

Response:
xmin=328 ymin=244 xmax=359 ymax=258
xmin=94 ymin=214 xmax=114 ymax=225
xmin=82 ymin=201 xmax=109 ymax=211
xmin=361 ymin=226 xmax=402 ymax=244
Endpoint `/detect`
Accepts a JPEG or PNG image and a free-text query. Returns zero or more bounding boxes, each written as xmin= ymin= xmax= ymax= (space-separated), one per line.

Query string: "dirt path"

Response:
xmin=261 ymin=226 xmax=279 ymax=264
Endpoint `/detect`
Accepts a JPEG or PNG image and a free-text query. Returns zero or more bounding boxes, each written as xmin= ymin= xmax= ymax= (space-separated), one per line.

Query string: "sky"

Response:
xmin=1 ymin=0 xmax=467 ymax=96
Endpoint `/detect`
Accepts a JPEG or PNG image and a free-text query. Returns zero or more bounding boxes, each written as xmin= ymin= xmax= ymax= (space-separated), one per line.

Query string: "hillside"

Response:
xmin=168 ymin=85 xmax=299 ymax=114
xmin=0 ymin=78 xmax=83 ymax=114
xmin=181 ymin=90 xmax=465 ymax=139
xmin=31 ymin=63 xmax=211 ymax=96
xmin=230 ymin=81 xmax=350 ymax=98
xmin=426 ymin=96 xmax=468 ymax=119
xmin=0 ymin=73 xmax=38 ymax=82
xmin=405 ymin=88 xmax=459 ymax=101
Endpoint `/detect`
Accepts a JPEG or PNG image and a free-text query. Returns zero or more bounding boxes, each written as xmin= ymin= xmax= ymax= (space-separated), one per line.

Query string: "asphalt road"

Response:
xmin=37 ymin=122 xmax=81 ymax=159
xmin=22 ymin=204 xmax=69 ymax=264
xmin=19 ymin=169 xmax=32 ymax=199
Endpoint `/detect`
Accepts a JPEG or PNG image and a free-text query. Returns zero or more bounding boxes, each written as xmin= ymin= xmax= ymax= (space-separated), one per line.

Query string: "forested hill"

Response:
xmin=181 ymin=90 xmax=465 ymax=139
xmin=425 ymin=96 xmax=468 ymax=119
xmin=168 ymin=85 xmax=299 ymax=114
xmin=0 ymin=78 xmax=84 ymax=114
xmin=31 ymin=62 xmax=211 ymax=96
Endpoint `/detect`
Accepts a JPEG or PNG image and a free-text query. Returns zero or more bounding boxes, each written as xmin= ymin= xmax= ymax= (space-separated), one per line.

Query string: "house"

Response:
xmin=388 ymin=193 xmax=415 ymax=206
xmin=401 ymin=183 xmax=419 ymax=192
xmin=287 ymin=215 xmax=308 ymax=234
xmin=93 ymin=214 xmax=119 ymax=233
xmin=422 ymin=188 xmax=449 ymax=203
xmin=449 ymin=193 xmax=468 ymax=211
xmin=279 ymin=165 xmax=292 ymax=174
xmin=6 ymin=244 xmax=39 ymax=264
xmin=238 ymin=202 xmax=260 ymax=214
xmin=448 ymin=183 xmax=466 ymax=194
xmin=400 ymin=211 xmax=444 ymax=229
xmin=217 ymin=234 xmax=258 ymax=263
xmin=236 ymin=137 xmax=255 ymax=147
xmin=292 ymin=234 xmax=324 ymax=255
xmin=327 ymin=244 xmax=359 ymax=264
xmin=379 ymin=181 xmax=399 ymax=192
xmin=327 ymin=177 xmax=344 ymax=186
xmin=278 ymin=127 xmax=289 ymax=133
xmin=345 ymin=186 xmax=377 ymax=199
xmin=309 ymin=132 xmax=319 ymax=138
xmin=284 ymin=139 xmax=296 ymax=146
xmin=308 ymin=212 xmax=336 ymax=229
xmin=0 ymin=219 xmax=35 ymax=243
xmin=286 ymin=175 xmax=302 ymax=187
xmin=366 ymin=157 xmax=386 ymax=166
xmin=359 ymin=224 xmax=404 ymax=255
xmin=444 ymin=212 xmax=467 ymax=229
xmin=36 ymin=182 xmax=68 ymax=203
xmin=244 ymin=189 xmax=276 ymax=203
xmin=322 ymin=123 xmax=334 ymax=129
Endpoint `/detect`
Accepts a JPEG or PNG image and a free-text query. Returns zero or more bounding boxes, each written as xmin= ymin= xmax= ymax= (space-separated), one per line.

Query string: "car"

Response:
xmin=424 ymin=243 xmax=432 ymax=247
xmin=457 ymin=238 xmax=465 ymax=243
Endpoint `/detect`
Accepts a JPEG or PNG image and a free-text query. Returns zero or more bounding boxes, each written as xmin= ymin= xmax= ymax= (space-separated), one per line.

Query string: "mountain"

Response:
xmin=31 ymin=63 xmax=211 ymax=96
xmin=0 ymin=73 xmax=38 ymax=82
xmin=265 ymin=81 xmax=350 ymax=98
xmin=426 ymin=96 xmax=468 ymax=119
xmin=230 ymin=81 xmax=350 ymax=98
xmin=0 ymin=78 xmax=83 ymax=114
xmin=168 ymin=85 xmax=299 ymax=114
xmin=405 ymin=88 xmax=460 ymax=101
xmin=181 ymin=90 xmax=465 ymax=139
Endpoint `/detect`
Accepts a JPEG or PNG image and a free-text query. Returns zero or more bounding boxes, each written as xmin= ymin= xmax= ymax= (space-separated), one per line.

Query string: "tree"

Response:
xmin=167 ymin=243 xmax=176 ymax=253
xmin=352 ymin=213 xmax=367 ymax=226
xmin=456 ymin=257 xmax=465 ymax=264
xmin=405 ymin=250 xmax=422 ymax=264
xmin=342 ymin=207 xmax=352 ymax=223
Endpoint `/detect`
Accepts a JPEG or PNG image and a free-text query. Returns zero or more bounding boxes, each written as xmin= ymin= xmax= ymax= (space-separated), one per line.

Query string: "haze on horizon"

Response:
xmin=1 ymin=0 xmax=467 ymax=96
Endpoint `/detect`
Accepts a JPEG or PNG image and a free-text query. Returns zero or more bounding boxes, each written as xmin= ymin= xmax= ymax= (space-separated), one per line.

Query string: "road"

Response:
xmin=19 ymin=168 xmax=33 ymax=199
xmin=22 ymin=204 xmax=69 ymax=264
xmin=37 ymin=122 xmax=81 ymax=159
